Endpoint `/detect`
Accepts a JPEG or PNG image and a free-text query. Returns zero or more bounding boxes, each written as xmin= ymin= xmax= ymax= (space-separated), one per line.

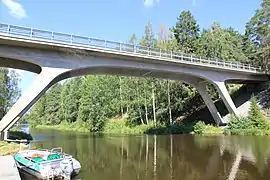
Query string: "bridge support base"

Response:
xmin=0 ymin=67 xmax=69 ymax=135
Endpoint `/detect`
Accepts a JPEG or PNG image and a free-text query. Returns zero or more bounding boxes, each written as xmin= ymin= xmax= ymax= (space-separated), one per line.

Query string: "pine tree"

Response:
xmin=172 ymin=11 xmax=200 ymax=53
xmin=248 ymin=96 xmax=269 ymax=129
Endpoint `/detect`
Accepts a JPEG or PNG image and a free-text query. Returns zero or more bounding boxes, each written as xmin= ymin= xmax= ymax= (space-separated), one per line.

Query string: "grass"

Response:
xmin=35 ymin=118 xmax=195 ymax=135
xmin=224 ymin=128 xmax=270 ymax=136
xmin=34 ymin=118 xmax=270 ymax=136
xmin=203 ymin=125 xmax=224 ymax=134
xmin=0 ymin=130 xmax=33 ymax=156
xmin=103 ymin=118 xmax=151 ymax=134
xmin=36 ymin=121 xmax=91 ymax=133
xmin=0 ymin=141 xmax=28 ymax=156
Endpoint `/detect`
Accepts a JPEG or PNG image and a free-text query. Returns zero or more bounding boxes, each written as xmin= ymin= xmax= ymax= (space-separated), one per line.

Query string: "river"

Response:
xmin=20 ymin=128 xmax=270 ymax=180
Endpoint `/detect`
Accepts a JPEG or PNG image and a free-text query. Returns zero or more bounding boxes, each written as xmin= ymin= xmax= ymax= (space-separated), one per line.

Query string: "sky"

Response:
xmin=0 ymin=0 xmax=261 ymax=92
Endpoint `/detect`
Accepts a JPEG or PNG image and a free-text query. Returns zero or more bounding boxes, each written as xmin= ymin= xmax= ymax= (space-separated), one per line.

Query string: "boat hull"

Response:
xmin=14 ymin=149 xmax=81 ymax=179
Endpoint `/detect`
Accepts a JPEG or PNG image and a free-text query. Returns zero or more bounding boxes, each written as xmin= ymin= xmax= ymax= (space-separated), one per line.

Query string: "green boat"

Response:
xmin=13 ymin=147 xmax=81 ymax=180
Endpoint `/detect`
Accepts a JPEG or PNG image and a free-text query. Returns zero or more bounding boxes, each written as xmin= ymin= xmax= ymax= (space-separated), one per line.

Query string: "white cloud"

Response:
xmin=1 ymin=0 xmax=27 ymax=19
xmin=143 ymin=0 xmax=160 ymax=7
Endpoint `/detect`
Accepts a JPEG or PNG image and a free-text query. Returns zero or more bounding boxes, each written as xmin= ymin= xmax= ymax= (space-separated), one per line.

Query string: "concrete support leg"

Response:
xmin=4 ymin=130 xmax=9 ymax=141
xmin=0 ymin=131 xmax=4 ymax=141
xmin=0 ymin=67 xmax=69 ymax=140
xmin=214 ymin=82 xmax=238 ymax=115
xmin=195 ymin=82 xmax=225 ymax=125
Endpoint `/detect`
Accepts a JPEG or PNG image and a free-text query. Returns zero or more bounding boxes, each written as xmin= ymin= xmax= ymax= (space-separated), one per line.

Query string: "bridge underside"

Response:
xmin=0 ymin=43 xmax=268 ymax=140
xmin=0 ymin=66 xmax=250 ymax=140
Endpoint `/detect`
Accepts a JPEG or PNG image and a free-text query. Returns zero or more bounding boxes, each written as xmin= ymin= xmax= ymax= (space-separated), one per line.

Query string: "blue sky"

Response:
xmin=0 ymin=0 xmax=261 ymax=92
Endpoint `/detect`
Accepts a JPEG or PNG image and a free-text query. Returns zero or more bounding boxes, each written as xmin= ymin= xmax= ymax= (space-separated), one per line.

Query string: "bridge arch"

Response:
xmin=0 ymin=64 xmax=225 ymax=139
xmin=0 ymin=57 xmax=42 ymax=74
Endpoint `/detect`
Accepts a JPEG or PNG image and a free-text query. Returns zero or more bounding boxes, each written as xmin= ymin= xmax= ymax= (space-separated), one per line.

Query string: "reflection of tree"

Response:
xmin=30 ymin=129 xmax=270 ymax=180
xmin=194 ymin=135 xmax=270 ymax=179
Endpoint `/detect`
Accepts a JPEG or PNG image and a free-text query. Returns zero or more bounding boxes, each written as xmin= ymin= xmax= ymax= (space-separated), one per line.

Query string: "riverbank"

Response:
xmin=35 ymin=118 xmax=194 ymax=134
xmin=34 ymin=118 xmax=222 ymax=135
xmin=33 ymin=96 xmax=270 ymax=136
xmin=0 ymin=130 xmax=33 ymax=156
xmin=33 ymin=118 xmax=270 ymax=136
xmin=0 ymin=141 xmax=28 ymax=156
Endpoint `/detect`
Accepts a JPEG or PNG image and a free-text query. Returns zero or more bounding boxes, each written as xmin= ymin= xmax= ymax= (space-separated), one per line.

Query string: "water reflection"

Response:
xmin=27 ymin=129 xmax=270 ymax=180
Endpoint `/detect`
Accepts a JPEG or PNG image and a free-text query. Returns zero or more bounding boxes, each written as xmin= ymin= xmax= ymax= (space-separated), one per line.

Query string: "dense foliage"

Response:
xmin=228 ymin=96 xmax=270 ymax=134
xmin=26 ymin=1 xmax=270 ymax=133
xmin=0 ymin=68 xmax=20 ymax=119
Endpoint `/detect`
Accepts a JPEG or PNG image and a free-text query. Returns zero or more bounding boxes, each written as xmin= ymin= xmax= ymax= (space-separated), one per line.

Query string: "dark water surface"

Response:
xmin=22 ymin=128 xmax=270 ymax=180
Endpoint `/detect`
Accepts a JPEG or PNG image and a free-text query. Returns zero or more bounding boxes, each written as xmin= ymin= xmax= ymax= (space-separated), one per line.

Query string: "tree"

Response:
xmin=157 ymin=24 xmax=178 ymax=51
xmin=140 ymin=22 xmax=157 ymax=49
xmin=60 ymin=77 xmax=82 ymax=123
xmin=196 ymin=23 xmax=247 ymax=61
xmin=0 ymin=68 xmax=21 ymax=119
xmin=248 ymin=96 xmax=269 ymax=129
xmin=128 ymin=33 xmax=138 ymax=45
xmin=172 ymin=11 xmax=200 ymax=53
xmin=28 ymin=95 xmax=46 ymax=127
xmin=244 ymin=0 xmax=270 ymax=67
xmin=44 ymin=83 xmax=62 ymax=125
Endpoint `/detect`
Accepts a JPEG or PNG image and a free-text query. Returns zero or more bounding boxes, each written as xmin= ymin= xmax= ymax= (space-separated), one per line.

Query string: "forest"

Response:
xmin=0 ymin=0 xmax=269 ymax=133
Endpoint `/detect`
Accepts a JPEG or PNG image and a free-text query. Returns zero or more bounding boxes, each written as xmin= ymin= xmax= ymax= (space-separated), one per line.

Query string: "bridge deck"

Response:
xmin=0 ymin=22 xmax=267 ymax=74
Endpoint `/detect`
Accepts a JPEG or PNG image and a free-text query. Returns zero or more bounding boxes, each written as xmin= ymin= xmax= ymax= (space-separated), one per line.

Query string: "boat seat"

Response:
xmin=46 ymin=153 xmax=63 ymax=161
xmin=32 ymin=157 xmax=44 ymax=162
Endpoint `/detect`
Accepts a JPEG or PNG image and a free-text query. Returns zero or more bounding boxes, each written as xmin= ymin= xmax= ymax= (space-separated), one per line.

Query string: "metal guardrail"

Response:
xmin=0 ymin=23 xmax=266 ymax=73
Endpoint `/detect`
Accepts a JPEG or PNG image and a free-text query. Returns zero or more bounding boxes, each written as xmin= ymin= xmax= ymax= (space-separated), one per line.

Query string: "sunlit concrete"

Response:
xmin=0 ymin=33 xmax=268 ymax=140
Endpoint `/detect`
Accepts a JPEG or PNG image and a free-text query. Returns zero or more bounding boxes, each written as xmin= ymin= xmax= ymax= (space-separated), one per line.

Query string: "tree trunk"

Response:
xmin=167 ymin=80 xmax=172 ymax=125
xmin=145 ymin=135 xmax=149 ymax=177
xmin=137 ymin=79 xmax=144 ymax=124
xmin=144 ymin=80 xmax=149 ymax=125
xmin=153 ymin=135 xmax=157 ymax=180
xmin=152 ymin=81 xmax=156 ymax=127
xmin=119 ymin=77 xmax=124 ymax=117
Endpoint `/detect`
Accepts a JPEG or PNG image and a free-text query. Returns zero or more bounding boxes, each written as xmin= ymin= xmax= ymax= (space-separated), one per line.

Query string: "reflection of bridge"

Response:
xmin=0 ymin=23 xmax=269 ymax=140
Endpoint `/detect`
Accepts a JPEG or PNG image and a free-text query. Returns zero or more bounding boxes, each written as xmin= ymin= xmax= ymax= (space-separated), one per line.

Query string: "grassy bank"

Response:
xmin=0 ymin=130 xmax=33 ymax=156
xmin=34 ymin=118 xmax=219 ymax=135
xmin=35 ymin=121 xmax=90 ymax=133
xmin=34 ymin=120 xmax=270 ymax=136
xmin=35 ymin=118 xmax=194 ymax=134
xmin=0 ymin=141 xmax=28 ymax=156
xmin=34 ymin=98 xmax=270 ymax=137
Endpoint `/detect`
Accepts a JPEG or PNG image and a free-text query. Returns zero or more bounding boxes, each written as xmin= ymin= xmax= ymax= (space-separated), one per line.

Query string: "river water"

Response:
xmin=21 ymin=128 xmax=270 ymax=180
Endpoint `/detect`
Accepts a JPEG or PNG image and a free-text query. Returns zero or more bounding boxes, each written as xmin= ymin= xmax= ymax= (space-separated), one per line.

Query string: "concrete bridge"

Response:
xmin=0 ymin=23 xmax=268 ymax=140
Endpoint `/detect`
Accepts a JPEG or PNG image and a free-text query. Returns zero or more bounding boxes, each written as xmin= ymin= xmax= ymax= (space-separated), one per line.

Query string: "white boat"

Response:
xmin=13 ymin=147 xmax=81 ymax=180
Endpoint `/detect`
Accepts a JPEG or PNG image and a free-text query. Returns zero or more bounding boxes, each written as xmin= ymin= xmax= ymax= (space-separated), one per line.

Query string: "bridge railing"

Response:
xmin=0 ymin=23 xmax=266 ymax=74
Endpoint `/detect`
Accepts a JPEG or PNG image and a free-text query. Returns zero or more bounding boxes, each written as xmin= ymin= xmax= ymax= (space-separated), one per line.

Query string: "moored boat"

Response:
xmin=13 ymin=147 xmax=81 ymax=180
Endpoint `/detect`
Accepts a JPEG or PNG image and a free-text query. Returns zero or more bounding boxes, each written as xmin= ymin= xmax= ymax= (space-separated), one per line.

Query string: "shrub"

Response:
xmin=9 ymin=130 xmax=33 ymax=141
xmin=248 ymin=96 xmax=270 ymax=130
xmin=193 ymin=121 xmax=205 ymax=134
xmin=228 ymin=115 xmax=252 ymax=130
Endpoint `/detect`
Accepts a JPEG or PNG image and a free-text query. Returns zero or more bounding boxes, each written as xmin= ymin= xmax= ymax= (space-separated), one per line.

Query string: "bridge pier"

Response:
xmin=0 ymin=67 xmax=69 ymax=140
xmin=214 ymin=82 xmax=238 ymax=115
xmin=195 ymin=82 xmax=224 ymax=125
